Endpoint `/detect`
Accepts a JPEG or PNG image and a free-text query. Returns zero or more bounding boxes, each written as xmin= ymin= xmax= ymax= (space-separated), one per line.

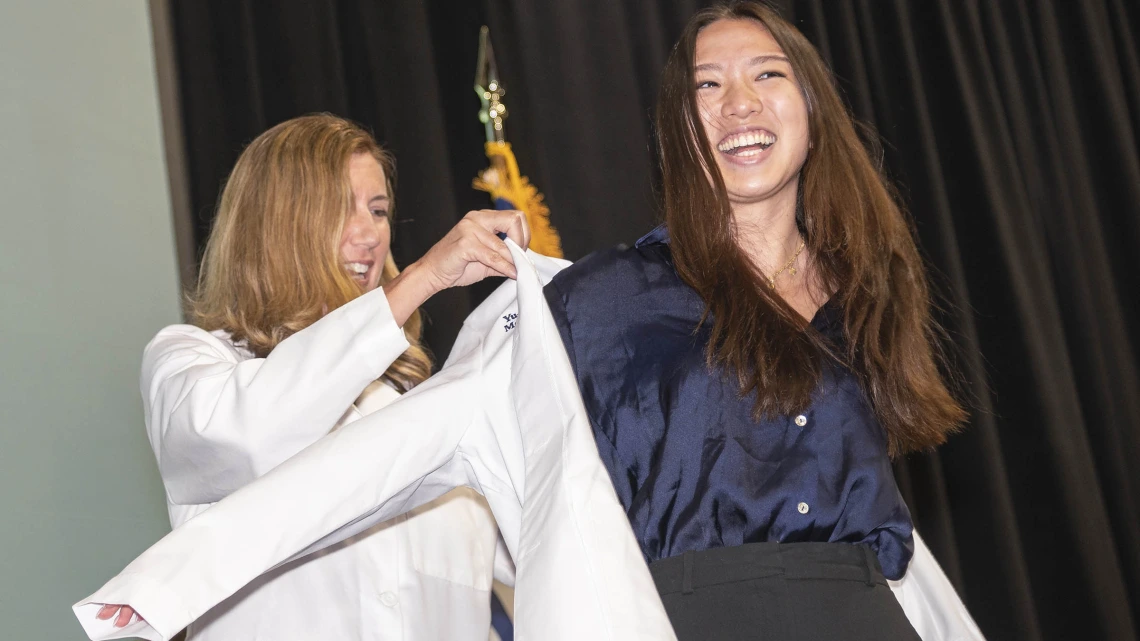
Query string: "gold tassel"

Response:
xmin=473 ymin=141 xmax=563 ymax=259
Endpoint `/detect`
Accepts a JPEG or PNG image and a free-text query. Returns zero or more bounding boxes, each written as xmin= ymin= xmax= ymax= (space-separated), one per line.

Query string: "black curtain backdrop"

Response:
xmin=168 ymin=1 xmax=1140 ymax=639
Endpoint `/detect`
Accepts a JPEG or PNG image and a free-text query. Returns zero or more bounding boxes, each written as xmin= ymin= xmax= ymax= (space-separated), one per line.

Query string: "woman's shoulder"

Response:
xmin=546 ymin=225 xmax=676 ymax=302
xmin=144 ymin=324 xmax=252 ymax=366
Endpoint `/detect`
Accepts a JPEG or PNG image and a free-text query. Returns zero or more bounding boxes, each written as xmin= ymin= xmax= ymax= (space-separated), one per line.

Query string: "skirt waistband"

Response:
xmin=649 ymin=542 xmax=885 ymax=596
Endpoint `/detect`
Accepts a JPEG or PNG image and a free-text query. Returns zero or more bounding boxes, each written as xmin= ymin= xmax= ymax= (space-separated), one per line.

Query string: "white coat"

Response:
xmin=74 ymin=242 xmax=985 ymax=641
xmin=128 ymin=284 xmax=508 ymax=641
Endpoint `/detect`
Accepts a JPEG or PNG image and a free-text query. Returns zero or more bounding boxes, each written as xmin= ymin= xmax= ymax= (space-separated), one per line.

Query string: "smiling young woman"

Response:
xmin=656 ymin=2 xmax=965 ymax=454
xmin=542 ymin=1 xmax=967 ymax=639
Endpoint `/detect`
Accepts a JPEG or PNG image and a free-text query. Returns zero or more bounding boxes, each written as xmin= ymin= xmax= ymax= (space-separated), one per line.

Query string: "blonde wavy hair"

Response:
xmin=188 ymin=113 xmax=432 ymax=393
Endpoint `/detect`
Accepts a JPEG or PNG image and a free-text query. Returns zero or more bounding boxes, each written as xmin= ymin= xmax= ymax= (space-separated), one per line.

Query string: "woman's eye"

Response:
xmin=371 ymin=209 xmax=389 ymax=219
xmin=696 ymin=80 xmax=719 ymax=89
xmin=757 ymin=70 xmax=786 ymax=80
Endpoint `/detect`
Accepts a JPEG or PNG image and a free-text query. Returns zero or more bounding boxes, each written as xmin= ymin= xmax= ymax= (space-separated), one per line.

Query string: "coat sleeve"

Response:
xmin=74 ymin=339 xmax=490 ymax=641
xmin=889 ymin=529 xmax=987 ymax=640
xmin=143 ymin=287 xmax=410 ymax=505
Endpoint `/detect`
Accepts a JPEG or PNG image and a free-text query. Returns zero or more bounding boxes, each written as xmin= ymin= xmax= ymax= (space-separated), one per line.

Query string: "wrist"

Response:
xmin=382 ymin=261 xmax=437 ymax=327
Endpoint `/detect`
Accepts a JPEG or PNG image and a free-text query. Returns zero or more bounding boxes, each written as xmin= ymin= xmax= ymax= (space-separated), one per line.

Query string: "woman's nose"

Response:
xmin=722 ymin=81 xmax=762 ymax=119
xmin=345 ymin=210 xmax=381 ymax=248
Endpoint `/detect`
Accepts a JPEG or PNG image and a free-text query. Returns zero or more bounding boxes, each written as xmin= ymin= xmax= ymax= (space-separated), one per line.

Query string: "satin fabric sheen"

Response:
xmin=544 ymin=226 xmax=913 ymax=579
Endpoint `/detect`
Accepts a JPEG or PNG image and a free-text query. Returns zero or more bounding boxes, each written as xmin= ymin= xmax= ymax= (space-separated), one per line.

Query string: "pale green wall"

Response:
xmin=0 ymin=2 xmax=180 ymax=639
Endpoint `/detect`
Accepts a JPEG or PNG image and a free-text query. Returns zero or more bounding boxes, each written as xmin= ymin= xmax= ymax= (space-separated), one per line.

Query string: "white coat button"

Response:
xmin=797 ymin=502 xmax=810 ymax=514
xmin=794 ymin=415 xmax=808 ymax=427
xmin=379 ymin=592 xmax=399 ymax=607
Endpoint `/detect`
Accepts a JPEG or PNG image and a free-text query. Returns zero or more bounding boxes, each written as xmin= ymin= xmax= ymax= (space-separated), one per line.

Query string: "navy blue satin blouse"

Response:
xmin=543 ymin=226 xmax=914 ymax=580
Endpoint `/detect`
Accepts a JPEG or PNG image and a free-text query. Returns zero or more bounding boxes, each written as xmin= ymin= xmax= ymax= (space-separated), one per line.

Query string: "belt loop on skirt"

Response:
xmin=773 ymin=542 xmax=797 ymax=638
xmin=862 ymin=545 xmax=877 ymax=586
xmin=682 ymin=550 xmax=695 ymax=595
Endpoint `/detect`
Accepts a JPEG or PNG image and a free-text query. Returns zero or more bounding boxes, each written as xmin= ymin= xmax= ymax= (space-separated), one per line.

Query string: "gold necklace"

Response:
xmin=766 ymin=240 xmax=805 ymax=288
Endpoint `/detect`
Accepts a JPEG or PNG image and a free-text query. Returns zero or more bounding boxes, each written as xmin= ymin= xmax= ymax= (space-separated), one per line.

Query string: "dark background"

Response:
xmin=167 ymin=1 xmax=1140 ymax=639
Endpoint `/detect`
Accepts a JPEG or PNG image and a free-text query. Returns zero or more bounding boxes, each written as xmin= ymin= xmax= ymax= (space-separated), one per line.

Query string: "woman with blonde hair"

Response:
xmin=98 ymin=113 xmax=527 ymax=640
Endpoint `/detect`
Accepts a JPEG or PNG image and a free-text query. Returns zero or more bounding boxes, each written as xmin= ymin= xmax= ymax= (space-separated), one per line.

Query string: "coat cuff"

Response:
xmin=73 ymin=573 xmax=191 ymax=641
xmin=337 ymin=286 xmax=412 ymax=380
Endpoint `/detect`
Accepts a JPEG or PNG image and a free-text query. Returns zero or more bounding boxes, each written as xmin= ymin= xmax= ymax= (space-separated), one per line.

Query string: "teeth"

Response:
xmin=716 ymin=131 xmax=777 ymax=153
xmin=346 ymin=262 xmax=369 ymax=275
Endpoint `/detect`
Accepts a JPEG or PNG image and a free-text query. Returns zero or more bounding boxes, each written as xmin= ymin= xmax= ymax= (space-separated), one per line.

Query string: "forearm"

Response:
xmin=382 ymin=261 xmax=441 ymax=327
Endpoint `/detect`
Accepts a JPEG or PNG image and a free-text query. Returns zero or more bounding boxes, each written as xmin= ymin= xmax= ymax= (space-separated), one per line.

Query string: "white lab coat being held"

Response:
xmin=130 ymin=281 xmax=508 ymax=641
xmin=75 ymin=243 xmax=985 ymax=641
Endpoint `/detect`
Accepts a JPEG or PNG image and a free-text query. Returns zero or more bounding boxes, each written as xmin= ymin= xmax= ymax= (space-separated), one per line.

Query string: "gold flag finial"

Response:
xmin=475 ymin=26 xmax=507 ymax=143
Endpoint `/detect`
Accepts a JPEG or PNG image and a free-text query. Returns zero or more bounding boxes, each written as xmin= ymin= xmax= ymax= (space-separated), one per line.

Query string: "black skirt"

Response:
xmin=649 ymin=542 xmax=920 ymax=641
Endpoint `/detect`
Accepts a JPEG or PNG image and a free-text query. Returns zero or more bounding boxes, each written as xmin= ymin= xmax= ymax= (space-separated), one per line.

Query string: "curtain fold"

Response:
xmin=166 ymin=2 xmax=1140 ymax=638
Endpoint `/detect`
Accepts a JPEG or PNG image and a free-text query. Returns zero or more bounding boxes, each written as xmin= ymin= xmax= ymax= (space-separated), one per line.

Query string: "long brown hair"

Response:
xmin=656 ymin=1 xmax=965 ymax=455
xmin=188 ymin=114 xmax=432 ymax=393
